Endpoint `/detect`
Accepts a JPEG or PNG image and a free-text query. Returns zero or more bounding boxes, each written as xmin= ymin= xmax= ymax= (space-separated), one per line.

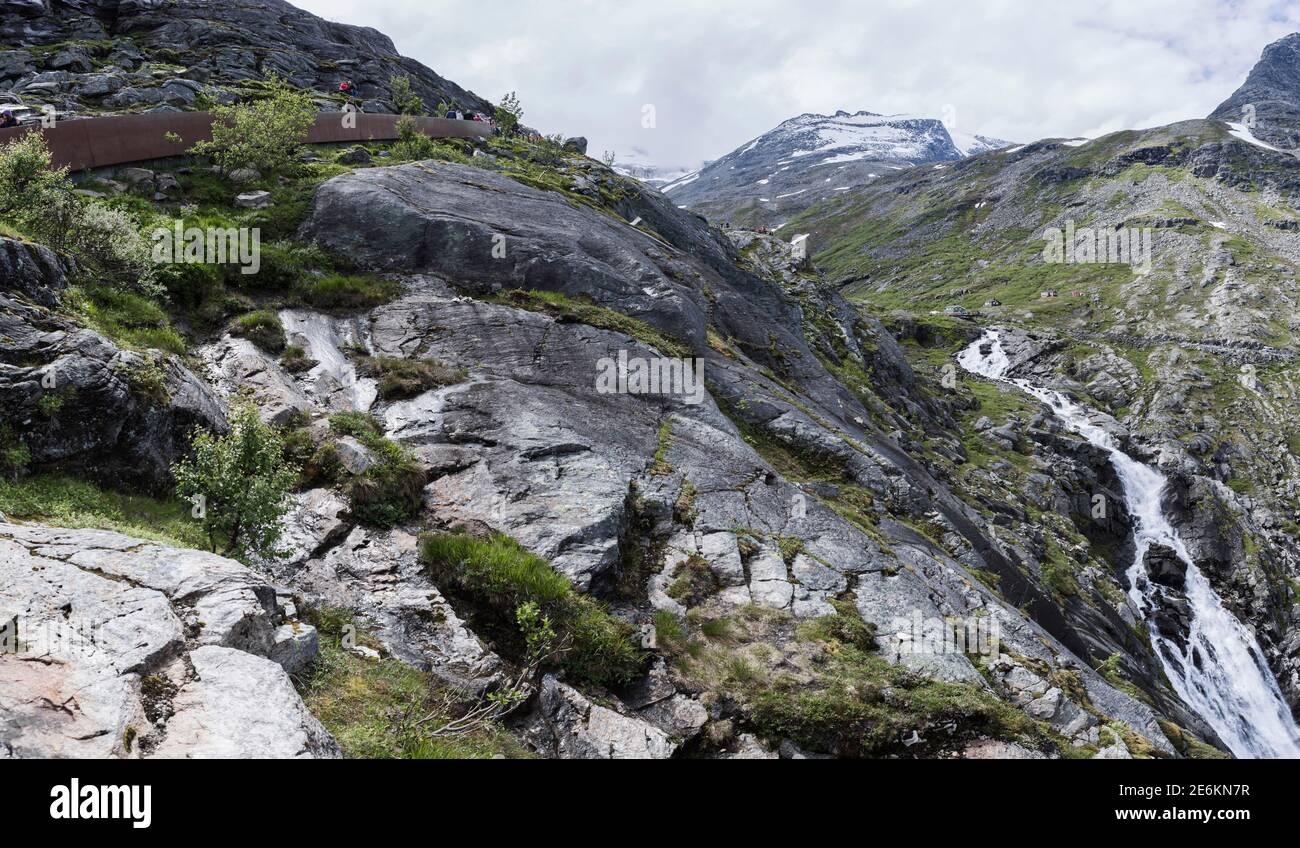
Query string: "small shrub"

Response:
xmin=171 ymin=406 xmax=297 ymax=560
xmin=0 ymin=423 xmax=31 ymax=479
xmin=36 ymin=390 xmax=70 ymax=419
xmin=390 ymin=75 xmax=424 ymax=115
xmin=190 ymin=73 xmax=315 ymax=176
xmin=494 ymin=91 xmax=523 ymax=134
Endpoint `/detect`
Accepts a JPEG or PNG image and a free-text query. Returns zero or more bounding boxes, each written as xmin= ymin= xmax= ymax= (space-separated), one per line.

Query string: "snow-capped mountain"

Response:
xmin=664 ymin=110 xmax=1012 ymax=226
xmin=612 ymin=149 xmax=704 ymax=190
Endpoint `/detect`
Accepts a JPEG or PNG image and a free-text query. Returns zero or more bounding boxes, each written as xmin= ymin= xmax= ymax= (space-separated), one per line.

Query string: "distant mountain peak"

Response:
xmin=1210 ymin=31 xmax=1300 ymax=148
xmin=662 ymin=108 xmax=1012 ymax=227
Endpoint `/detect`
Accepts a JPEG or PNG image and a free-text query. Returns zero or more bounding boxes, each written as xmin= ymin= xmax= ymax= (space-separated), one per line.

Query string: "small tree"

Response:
xmin=172 ymin=406 xmax=296 ymax=561
xmin=191 ymin=74 xmax=316 ymax=176
xmin=494 ymin=91 xmax=523 ymax=134
xmin=602 ymin=150 xmax=617 ymax=167
xmin=392 ymin=114 xmax=438 ymax=160
xmin=389 ymin=74 xmax=424 ymax=115
xmin=434 ymin=101 xmax=451 ymax=118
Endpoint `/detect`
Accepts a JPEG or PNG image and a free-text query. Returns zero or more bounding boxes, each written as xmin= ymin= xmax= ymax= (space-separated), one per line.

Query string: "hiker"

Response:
xmin=0 ymin=110 xmax=16 ymax=129
xmin=339 ymin=79 xmax=355 ymax=96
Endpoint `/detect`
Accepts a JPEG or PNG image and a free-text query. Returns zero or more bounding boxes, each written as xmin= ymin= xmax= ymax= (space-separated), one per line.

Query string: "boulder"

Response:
xmin=525 ymin=675 xmax=676 ymax=759
xmin=198 ymin=335 xmax=314 ymax=427
xmin=336 ymin=146 xmax=373 ymax=165
xmin=150 ymin=647 xmax=340 ymax=759
xmin=335 ymin=435 xmax=375 ymax=474
xmin=235 ymin=190 xmax=272 ymax=208
xmin=269 ymin=622 xmax=319 ymax=677
xmin=562 ymin=136 xmax=588 ymax=154
xmin=0 ymin=234 xmax=73 ymax=307
xmin=1144 ymin=543 xmax=1187 ymax=589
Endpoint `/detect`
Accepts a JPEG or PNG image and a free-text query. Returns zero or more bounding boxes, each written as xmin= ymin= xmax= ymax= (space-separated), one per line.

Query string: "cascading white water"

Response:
xmin=279 ymin=309 xmax=378 ymax=412
xmin=959 ymin=329 xmax=1300 ymax=758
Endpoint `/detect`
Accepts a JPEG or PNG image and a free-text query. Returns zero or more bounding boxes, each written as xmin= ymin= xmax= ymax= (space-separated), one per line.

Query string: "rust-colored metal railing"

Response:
xmin=0 ymin=111 xmax=493 ymax=171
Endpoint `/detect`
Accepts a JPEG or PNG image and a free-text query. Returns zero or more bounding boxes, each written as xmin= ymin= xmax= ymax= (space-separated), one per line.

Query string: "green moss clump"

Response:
xmin=229 ymin=309 xmax=286 ymax=353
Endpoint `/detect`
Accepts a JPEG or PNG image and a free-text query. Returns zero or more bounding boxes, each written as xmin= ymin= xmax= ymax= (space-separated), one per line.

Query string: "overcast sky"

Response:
xmin=295 ymin=0 xmax=1300 ymax=169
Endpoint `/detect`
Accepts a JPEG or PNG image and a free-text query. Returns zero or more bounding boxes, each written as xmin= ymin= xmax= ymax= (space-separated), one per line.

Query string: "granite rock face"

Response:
xmin=0 ymin=523 xmax=339 ymax=759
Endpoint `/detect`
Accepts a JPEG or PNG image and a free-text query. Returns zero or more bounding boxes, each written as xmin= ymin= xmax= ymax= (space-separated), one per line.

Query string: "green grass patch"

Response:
xmin=300 ymin=273 xmax=402 ymax=311
xmin=229 ymin=309 xmax=286 ymax=353
xmin=64 ymin=285 xmax=187 ymax=355
xmin=496 ymin=289 xmax=693 ymax=359
xmin=299 ymin=608 xmax=528 ymax=759
xmin=419 ymin=532 xmax=645 ymax=688
xmin=0 ymin=474 xmax=205 ymax=549
xmin=357 ymin=355 xmax=467 ymax=400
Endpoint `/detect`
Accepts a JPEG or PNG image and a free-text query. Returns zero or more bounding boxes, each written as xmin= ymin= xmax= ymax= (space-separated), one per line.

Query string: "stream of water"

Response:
xmin=958 ymin=329 xmax=1300 ymax=758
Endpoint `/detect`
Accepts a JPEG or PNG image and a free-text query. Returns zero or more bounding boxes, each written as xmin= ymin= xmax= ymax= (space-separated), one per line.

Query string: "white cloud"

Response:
xmin=293 ymin=0 xmax=1300 ymax=167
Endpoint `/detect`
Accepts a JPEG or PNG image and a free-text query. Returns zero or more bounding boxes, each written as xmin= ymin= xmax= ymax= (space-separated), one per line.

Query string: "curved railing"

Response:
xmin=0 ymin=112 xmax=493 ymax=171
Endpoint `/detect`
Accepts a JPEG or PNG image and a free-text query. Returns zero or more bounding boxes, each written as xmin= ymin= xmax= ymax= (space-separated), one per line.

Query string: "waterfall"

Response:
xmin=958 ymin=329 xmax=1300 ymax=758
xmin=279 ymin=309 xmax=378 ymax=413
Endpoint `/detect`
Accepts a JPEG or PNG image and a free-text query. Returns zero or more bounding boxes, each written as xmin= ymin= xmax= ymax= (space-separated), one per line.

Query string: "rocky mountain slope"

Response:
xmin=778 ymin=35 xmax=1300 ymax=747
xmin=665 ymin=110 xmax=1010 ymax=228
xmin=0 ymin=0 xmax=491 ymax=118
xmin=2 ymin=0 xmax=1295 ymax=759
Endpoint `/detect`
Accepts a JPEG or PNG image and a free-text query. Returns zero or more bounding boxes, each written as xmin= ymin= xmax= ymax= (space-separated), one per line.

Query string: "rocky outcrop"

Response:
xmin=0 ymin=0 xmax=492 ymax=117
xmin=0 ymin=293 xmax=226 ymax=493
xmin=288 ymin=160 xmax=1187 ymax=756
xmin=520 ymin=675 xmax=677 ymax=759
xmin=1210 ymin=32 xmax=1300 ymax=149
xmin=0 ymin=235 xmax=74 ymax=307
xmin=0 ymin=522 xmax=338 ymax=759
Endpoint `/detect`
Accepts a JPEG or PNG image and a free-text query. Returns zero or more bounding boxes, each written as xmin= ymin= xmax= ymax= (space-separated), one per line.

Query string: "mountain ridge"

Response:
xmin=662 ymin=108 xmax=1012 ymax=227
